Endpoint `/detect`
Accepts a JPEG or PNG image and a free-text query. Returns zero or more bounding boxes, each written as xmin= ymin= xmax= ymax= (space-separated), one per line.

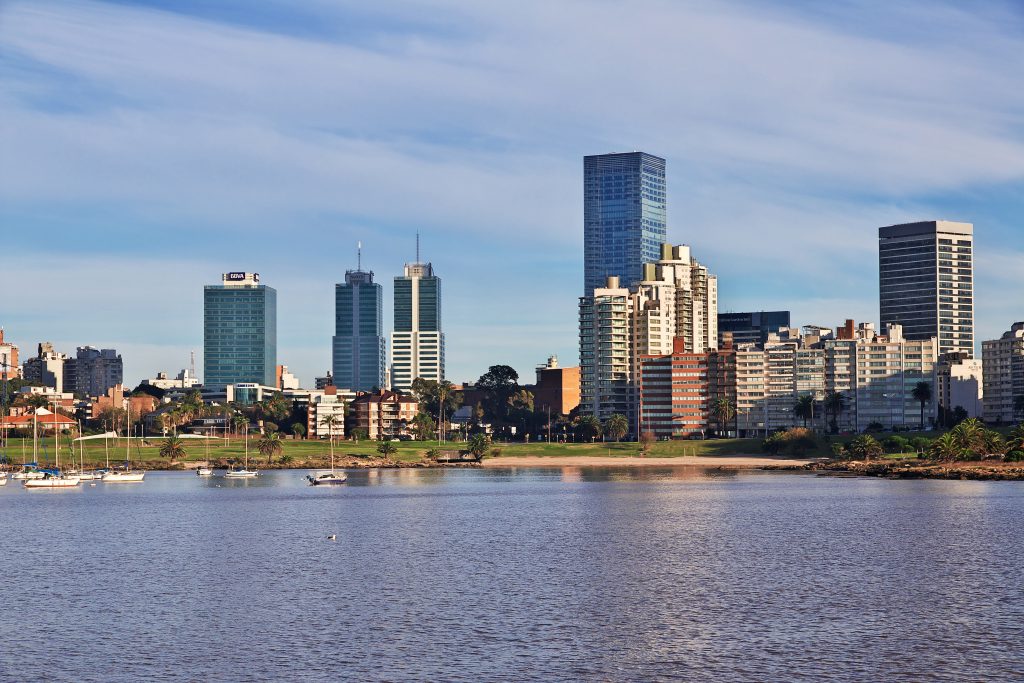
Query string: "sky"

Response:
xmin=2 ymin=0 xmax=1023 ymax=387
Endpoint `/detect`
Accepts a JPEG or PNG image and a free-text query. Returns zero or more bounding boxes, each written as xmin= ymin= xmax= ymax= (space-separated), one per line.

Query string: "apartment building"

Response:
xmin=982 ymin=323 xmax=1024 ymax=424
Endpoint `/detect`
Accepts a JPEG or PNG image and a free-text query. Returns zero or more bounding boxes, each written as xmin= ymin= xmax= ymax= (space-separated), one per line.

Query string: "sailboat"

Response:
xmin=224 ymin=420 xmax=258 ymax=478
xmin=197 ymin=432 xmax=213 ymax=476
xmin=24 ymin=409 xmax=81 ymax=489
xmin=74 ymin=421 xmax=100 ymax=480
xmin=102 ymin=405 xmax=145 ymax=482
xmin=307 ymin=424 xmax=346 ymax=485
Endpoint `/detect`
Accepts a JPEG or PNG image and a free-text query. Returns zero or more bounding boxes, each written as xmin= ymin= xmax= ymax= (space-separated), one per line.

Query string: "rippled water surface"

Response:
xmin=2 ymin=467 xmax=1023 ymax=682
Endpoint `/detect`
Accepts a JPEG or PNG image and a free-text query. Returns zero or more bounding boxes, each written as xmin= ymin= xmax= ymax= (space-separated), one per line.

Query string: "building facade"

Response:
xmin=638 ymin=339 xmax=711 ymax=440
xmin=203 ymin=272 xmax=277 ymax=390
xmin=935 ymin=353 xmax=983 ymax=420
xmin=0 ymin=330 xmax=20 ymax=380
xmin=22 ymin=342 xmax=68 ymax=393
xmin=579 ymin=276 xmax=633 ymax=425
xmin=65 ymin=346 xmax=123 ymax=397
xmin=391 ymin=261 xmax=444 ymax=392
xmin=348 ymin=390 xmax=419 ymax=440
xmin=583 ymin=152 xmax=667 ymax=294
xmin=982 ymin=323 xmax=1024 ymax=424
xmin=333 ymin=267 xmax=386 ymax=392
xmin=879 ymin=221 xmax=974 ymax=358
xmin=718 ymin=311 xmax=791 ymax=347
xmin=530 ymin=356 xmax=581 ymax=417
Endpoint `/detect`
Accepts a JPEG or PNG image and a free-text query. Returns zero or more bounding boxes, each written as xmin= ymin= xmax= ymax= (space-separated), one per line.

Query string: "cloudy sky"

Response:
xmin=2 ymin=0 xmax=1023 ymax=386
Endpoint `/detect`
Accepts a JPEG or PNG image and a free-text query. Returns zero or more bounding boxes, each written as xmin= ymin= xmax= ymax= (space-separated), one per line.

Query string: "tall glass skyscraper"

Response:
xmin=390 ymin=261 xmax=444 ymax=392
xmin=879 ymin=221 xmax=974 ymax=358
xmin=332 ymin=266 xmax=385 ymax=392
xmin=203 ymin=272 xmax=277 ymax=389
xmin=583 ymin=152 xmax=667 ymax=294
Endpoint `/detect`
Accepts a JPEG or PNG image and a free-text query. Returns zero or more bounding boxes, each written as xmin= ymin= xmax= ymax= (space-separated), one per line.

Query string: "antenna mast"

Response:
xmin=416 ymin=231 xmax=420 ymax=263
xmin=190 ymin=350 xmax=196 ymax=378
xmin=357 ymin=241 xmax=362 ymax=271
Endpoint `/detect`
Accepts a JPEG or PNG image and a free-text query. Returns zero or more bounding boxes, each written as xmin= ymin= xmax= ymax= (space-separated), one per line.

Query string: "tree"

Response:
xmin=711 ymin=397 xmax=736 ymax=438
xmin=823 ymin=390 xmax=847 ymax=434
xmin=376 ymin=439 xmax=398 ymax=457
xmin=928 ymin=432 xmax=963 ymax=462
xmin=848 ymin=435 xmax=883 ymax=461
xmin=256 ymin=432 xmax=283 ymax=463
xmin=291 ymin=423 xmax=305 ymax=440
xmin=476 ymin=365 xmax=520 ymax=425
xmin=950 ymin=418 xmax=984 ymax=456
xmin=466 ymin=433 xmax=490 ymax=461
xmin=260 ymin=393 xmax=290 ymax=423
xmin=232 ymin=414 xmax=249 ymax=438
xmin=603 ymin=413 xmax=628 ymax=443
xmin=577 ymin=415 xmax=602 ymax=442
xmin=132 ymin=383 xmax=166 ymax=400
xmin=158 ymin=435 xmax=186 ymax=463
xmin=412 ymin=412 xmax=436 ymax=441
xmin=792 ymin=394 xmax=815 ymax=428
xmin=639 ymin=430 xmax=655 ymax=454
xmin=912 ymin=381 xmax=932 ymax=430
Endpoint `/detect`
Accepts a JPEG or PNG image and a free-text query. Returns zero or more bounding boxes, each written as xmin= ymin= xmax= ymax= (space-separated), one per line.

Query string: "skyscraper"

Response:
xmin=65 ymin=346 xmax=123 ymax=397
xmin=390 ymin=254 xmax=444 ymax=392
xmin=583 ymin=152 xmax=667 ymax=294
xmin=332 ymin=254 xmax=385 ymax=392
xmin=203 ymin=272 xmax=277 ymax=389
xmin=878 ymin=221 xmax=974 ymax=357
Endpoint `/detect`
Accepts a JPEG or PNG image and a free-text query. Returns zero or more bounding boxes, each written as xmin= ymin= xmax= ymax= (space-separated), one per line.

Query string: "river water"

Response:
xmin=1 ymin=467 xmax=1022 ymax=682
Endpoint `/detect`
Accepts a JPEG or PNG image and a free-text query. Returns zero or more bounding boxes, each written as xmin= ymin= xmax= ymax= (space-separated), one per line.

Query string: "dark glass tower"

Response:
xmin=583 ymin=152 xmax=667 ymax=294
xmin=332 ymin=266 xmax=385 ymax=392
xmin=878 ymin=221 xmax=974 ymax=357
xmin=203 ymin=272 xmax=277 ymax=389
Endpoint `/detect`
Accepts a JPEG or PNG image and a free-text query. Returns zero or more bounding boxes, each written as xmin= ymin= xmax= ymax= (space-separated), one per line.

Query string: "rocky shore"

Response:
xmin=764 ymin=460 xmax=1024 ymax=481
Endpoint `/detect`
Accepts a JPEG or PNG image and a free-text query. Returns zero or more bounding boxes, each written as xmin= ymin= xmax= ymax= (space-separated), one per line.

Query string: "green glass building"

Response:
xmin=203 ymin=272 xmax=277 ymax=389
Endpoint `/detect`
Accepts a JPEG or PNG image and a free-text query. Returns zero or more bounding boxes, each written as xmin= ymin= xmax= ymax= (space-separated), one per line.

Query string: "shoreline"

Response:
xmin=481 ymin=455 xmax=814 ymax=468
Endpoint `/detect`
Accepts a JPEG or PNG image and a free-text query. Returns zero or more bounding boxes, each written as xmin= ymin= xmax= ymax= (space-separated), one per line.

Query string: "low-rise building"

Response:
xmin=146 ymin=369 xmax=200 ymax=390
xmin=348 ymin=390 xmax=418 ymax=440
xmin=529 ymin=356 xmax=580 ymax=417
xmin=307 ymin=385 xmax=351 ymax=440
xmin=936 ymin=353 xmax=983 ymax=421
xmin=0 ymin=329 xmax=20 ymax=380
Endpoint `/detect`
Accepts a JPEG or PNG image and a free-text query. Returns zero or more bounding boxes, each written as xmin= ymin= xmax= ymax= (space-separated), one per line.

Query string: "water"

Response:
xmin=2 ymin=468 xmax=1022 ymax=682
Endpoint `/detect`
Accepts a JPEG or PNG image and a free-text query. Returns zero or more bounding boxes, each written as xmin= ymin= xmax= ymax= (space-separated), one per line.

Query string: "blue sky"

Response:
xmin=2 ymin=0 xmax=1023 ymax=386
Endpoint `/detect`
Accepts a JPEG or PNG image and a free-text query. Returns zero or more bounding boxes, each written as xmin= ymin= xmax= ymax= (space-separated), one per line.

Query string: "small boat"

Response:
xmin=307 ymin=470 xmax=347 ymax=486
xmin=196 ymin=466 xmax=214 ymax=476
xmin=0 ymin=472 xmax=7 ymax=486
xmin=12 ymin=468 xmax=44 ymax=480
xmin=102 ymin=470 xmax=146 ymax=482
xmin=224 ymin=466 xmax=258 ymax=478
xmin=77 ymin=470 xmax=101 ymax=480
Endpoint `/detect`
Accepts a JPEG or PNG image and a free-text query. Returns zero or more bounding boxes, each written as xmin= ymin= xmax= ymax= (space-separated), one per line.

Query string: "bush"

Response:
xmin=762 ymin=432 xmax=787 ymax=455
xmin=865 ymin=422 xmax=885 ymax=433
xmin=848 ymin=435 xmax=883 ymax=461
xmin=910 ymin=437 xmax=932 ymax=453
xmin=831 ymin=443 xmax=847 ymax=459
xmin=1004 ymin=450 xmax=1024 ymax=463
xmin=882 ymin=435 xmax=910 ymax=454
xmin=425 ymin=448 xmax=441 ymax=461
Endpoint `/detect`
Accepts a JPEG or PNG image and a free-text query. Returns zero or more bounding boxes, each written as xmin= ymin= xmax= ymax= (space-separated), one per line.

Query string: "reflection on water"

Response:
xmin=1 ymin=468 xmax=1022 ymax=682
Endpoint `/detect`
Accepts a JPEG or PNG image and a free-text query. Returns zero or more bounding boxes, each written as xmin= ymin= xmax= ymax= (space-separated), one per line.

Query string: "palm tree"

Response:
xmin=711 ymin=397 xmax=736 ymax=438
xmin=231 ymin=414 xmax=249 ymax=439
xmin=291 ymin=423 xmax=305 ymax=440
xmin=320 ymin=413 xmax=342 ymax=462
xmin=792 ymin=395 xmax=815 ymax=429
xmin=950 ymin=417 xmax=984 ymax=455
xmin=912 ymin=381 xmax=932 ymax=430
xmin=823 ymin=390 xmax=847 ymax=434
xmin=467 ymin=433 xmax=490 ymax=462
xmin=158 ymin=435 xmax=186 ymax=463
xmin=256 ymin=432 xmax=283 ymax=464
xmin=603 ymin=413 xmax=629 ymax=443
xmin=928 ymin=432 xmax=963 ymax=462
xmin=577 ymin=415 xmax=602 ymax=442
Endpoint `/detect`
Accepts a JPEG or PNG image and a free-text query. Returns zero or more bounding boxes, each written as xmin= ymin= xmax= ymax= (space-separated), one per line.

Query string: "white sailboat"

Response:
xmin=102 ymin=406 xmax=145 ymax=483
xmin=197 ymin=431 xmax=213 ymax=476
xmin=0 ymin=471 xmax=7 ymax=486
xmin=24 ymin=409 xmax=80 ymax=489
xmin=307 ymin=423 xmax=346 ymax=485
xmin=224 ymin=421 xmax=258 ymax=478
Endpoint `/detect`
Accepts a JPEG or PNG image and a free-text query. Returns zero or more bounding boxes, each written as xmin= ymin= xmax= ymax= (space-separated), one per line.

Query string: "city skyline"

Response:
xmin=2 ymin=0 xmax=1023 ymax=386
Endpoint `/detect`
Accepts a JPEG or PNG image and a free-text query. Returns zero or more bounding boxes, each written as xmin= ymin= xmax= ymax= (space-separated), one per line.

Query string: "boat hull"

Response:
xmin=224 ymin=470 xmax=259 ymax=478
xmin=24 ymin=476 xmax=81 ymax=488
xmin=102 ymin=471 xmax=146 ymax=482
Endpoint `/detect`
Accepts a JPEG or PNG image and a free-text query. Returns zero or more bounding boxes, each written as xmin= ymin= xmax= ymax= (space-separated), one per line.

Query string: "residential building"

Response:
xmin=879 ymin=221 xmax=974 ymax=358
xmin=529 ymin=356 xmax=581 ymax=417
xmin=22 ymin=342 xmax=68 ymax=393
xmin=718 ymin=311 xmax=791 ymax=347
xmin=0 ymin=329 xmax=20 ymax=380
xmin=982 ymin=323 xmax=1024 ymax=424
xmin=935 ymin=353 xmax=983 ymax=420
xmin=65 ymin=346 xmax=123 ymax=397
xmin=579 ymin=276 xmax=634 ymax=426
xmin=315 ymin=372 xmax=333 ymax=390
xmin=348 ymin=390 xmax=418 ymax=440
xmin=852 ymin=323 xmax=938 ymax=430
xmin=203 ymin=272 xmax=277 ymax=389
xmin=276 ymin=365 xmax=300 ymax=390
xmin=332 ymin=262 xmax=386 ymax=392
xmin=91 ymin=384 xmax=157 ymax=420
xmin=638 ymin=338 xmax=710 ymax=439
xmin=583 ymin=152 xmax=667 ymax=294
xmin=0 ymin=409 xmax=77 ymax=436
xmin=390 ymin=259 xmax=444 ymax=392
xmin=307 ymin=385 xmax=352 ymax=440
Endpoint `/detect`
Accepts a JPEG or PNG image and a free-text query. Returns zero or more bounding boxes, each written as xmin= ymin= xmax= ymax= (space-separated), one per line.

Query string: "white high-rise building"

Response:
xmin=390 ymin=260 xmax=444 ymax=392
xmin=982 ymin=323 xmax=1024 ymax=424
xmin=579 ymin=276 xmax=633 ymax=423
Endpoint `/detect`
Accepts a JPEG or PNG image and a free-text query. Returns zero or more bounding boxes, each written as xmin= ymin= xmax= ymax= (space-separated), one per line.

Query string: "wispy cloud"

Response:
xmin=1 ymin=0 xmax=1022 ymax=383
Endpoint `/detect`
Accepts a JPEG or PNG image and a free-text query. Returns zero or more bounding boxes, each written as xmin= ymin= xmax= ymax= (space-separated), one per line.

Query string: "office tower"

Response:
xmin=718 ymin=311 xmax=791 ymax=347
xmin=203 ymin=272 xmax=277 ymax=389
xmin=982 ymin=323 xmax=1024 ymax=423
xmin=583 ymin=152 xmax=667 ymax=294
xmin=332 ymin=253 xmax=385 ymax=392
xmin=878 ymin=221 xmax=974 ymax=357
xmin=65 ymin=346 xmax=123 ymax=397
xmin=390 ymin=252 xmax=444 ymax=393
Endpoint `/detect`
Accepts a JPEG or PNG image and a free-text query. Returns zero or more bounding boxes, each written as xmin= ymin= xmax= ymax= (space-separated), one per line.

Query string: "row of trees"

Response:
xmin=828 ymin=420 xmax=1024 ymax=463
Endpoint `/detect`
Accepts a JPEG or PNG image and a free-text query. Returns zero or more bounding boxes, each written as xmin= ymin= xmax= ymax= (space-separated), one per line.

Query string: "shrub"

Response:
xmin=1004 ymin=450 xmax=1024 ymax=463
xmin=762 ymin=432 xmax=787 ymax=455
xmin=848 ymin=435 xmax=883 ymax=461
xmin=830 ymin=443 xmax=847 ymax=459
xmin=882 ymin=435 xmax=910 ymax=454
xmin=425 ymin=448 xmax=441 ymax=461
xmin=865 ymin=422 xmax=885 ymax=433
xmin=910 ymin=437 xmax=932 ymax=453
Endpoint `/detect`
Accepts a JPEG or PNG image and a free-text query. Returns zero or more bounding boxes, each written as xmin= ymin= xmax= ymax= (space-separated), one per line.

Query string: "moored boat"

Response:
xmin=196 ymin=466 xmax=214 ymax=476
xmin=102 ymin=469 xmax=146 ymax=482
xmin=307 ymin=470 xmax=347 ymax=486
xmin=224 ymin=466 xmax=258 ymax=478
xmin=24 ymin=469 xmax=81 ymax=489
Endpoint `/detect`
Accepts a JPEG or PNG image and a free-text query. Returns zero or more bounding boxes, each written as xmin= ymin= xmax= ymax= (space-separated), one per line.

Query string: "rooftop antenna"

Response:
xmin=190 ymin=350 xmax=196 ymax=378
xmin=416 ymin=231 xmax=420 ymax=263
xmin=357 ymin=241 xmax=362 ymax=271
